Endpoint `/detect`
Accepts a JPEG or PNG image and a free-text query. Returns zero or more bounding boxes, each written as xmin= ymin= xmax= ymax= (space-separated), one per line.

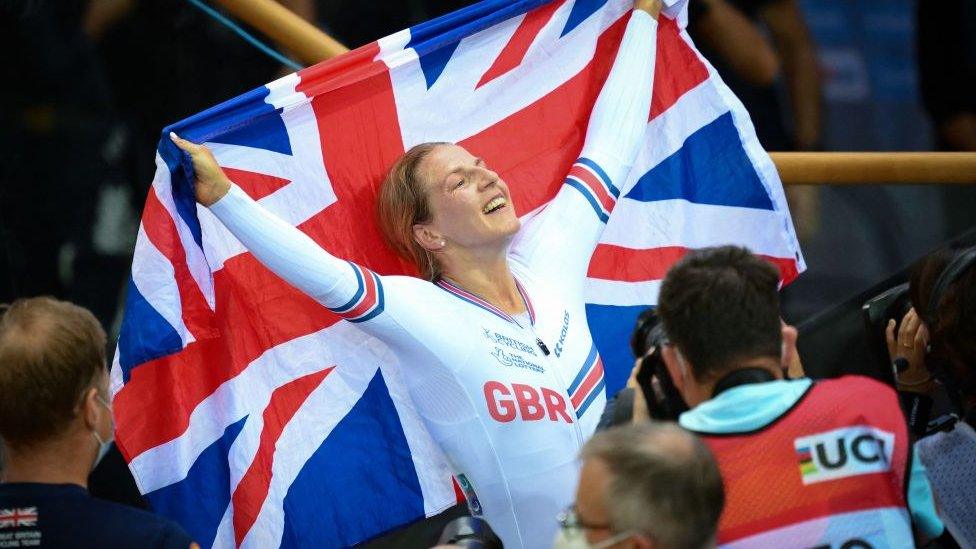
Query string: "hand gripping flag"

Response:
xmin=112 ymin=0 xmax=804 ymax=546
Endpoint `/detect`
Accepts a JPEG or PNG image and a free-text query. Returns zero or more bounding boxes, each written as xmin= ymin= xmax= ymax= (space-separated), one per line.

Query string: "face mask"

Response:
xmin=91 ymin=395 xmax=114 ymax=471
xmin=553 ymin=527 xmax=634 ymax=549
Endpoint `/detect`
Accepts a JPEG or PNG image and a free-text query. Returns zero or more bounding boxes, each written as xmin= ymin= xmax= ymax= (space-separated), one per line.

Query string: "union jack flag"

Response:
xmin=111 ymin=0 xmax=803 ymax=546
xmin=0 ymin=508 xmax=38 ymax=529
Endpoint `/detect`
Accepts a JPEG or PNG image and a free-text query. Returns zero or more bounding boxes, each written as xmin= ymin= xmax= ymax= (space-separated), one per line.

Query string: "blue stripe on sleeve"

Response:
xmin=576 ymin=378 xmax=606 ymax=419
xmin=569 ymin=344 xmax=599 ymax=395
xmin=576 ymin=157 xmax=619 ymax=197
xmin=348 ymin=272 xmax=386 ymax=324
xmin=566 ymin=180 xmax=610 ymax=223
xmin=331 ymin=263 xmax=366 ymax=314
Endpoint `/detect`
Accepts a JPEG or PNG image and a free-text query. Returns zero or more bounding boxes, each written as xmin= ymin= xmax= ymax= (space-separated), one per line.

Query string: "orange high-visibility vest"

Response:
xmin=695 ymin=376 xmax=913 ymax=547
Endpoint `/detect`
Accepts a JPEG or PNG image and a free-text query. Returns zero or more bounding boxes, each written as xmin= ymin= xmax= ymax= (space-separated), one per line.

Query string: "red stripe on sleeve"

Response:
xmin=340 ymin=269 xmax=378 ymax=319
xmin=571 ymin=358 xmax=604 ymax=409
xmin=569 ymin=165 xmax=615 ymax=212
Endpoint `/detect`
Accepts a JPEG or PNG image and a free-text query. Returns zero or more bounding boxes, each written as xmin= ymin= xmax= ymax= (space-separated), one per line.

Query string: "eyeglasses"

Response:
xmin=557 ymin=506 xmax=612 ymax=533
xmin=557 ymin=507 xmax=637 ymax=549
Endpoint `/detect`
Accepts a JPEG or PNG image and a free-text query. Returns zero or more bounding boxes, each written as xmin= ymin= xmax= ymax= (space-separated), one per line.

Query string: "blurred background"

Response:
xmin=1 ymin=0 xmax=974 ymax=333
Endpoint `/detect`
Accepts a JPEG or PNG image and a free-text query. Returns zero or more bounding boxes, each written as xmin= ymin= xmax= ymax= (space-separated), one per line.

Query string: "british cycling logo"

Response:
xmin=794 ymin=426 xmax=894 ymax=485
xmin=483 ymin=328 xmax=538 ymax=356
xmin=0 ymin=507 xmax=40 ymax=547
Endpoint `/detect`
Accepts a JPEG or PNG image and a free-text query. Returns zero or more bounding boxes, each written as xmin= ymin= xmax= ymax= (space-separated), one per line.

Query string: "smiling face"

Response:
xmin=414 ymin=144 xmax=521 ymax=251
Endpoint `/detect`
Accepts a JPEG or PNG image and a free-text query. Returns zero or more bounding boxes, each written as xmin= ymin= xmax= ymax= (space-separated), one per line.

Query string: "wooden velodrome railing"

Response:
xmin=771 ymin=152 xmax=976 ymax=185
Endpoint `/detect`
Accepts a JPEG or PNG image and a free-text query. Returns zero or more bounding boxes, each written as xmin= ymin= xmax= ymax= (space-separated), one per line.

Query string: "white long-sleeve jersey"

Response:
xmin=208 ymin=11 xmax=657 ymax=548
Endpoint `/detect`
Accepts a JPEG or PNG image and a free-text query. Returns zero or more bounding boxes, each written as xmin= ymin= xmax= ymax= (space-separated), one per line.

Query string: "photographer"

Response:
xmin=886 ymin=245 xmax=976 ymax=546
xmin=654 ymin=246 xmax=945 ymax=547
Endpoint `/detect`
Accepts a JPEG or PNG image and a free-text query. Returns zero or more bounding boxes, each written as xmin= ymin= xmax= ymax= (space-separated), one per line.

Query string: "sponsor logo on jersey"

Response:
xmin=456 ymin=474 xmax=483 ymax=516
xmin=794 ymin=426 xmax=895 ymax=485
xmin=482 ymin=329 xmax=538 ymax=356
xmin=554 ymin=311 xmax=570 ymax=357
xmin=490 ymin=347 xmax=544 ymax=373
xmin=483 ymin=381 xmax=574 ymax=423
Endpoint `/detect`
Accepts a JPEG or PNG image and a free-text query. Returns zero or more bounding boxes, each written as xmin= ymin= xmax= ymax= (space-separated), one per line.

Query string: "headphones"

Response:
xmin=927 ymin=245 xmax=976 ymax=322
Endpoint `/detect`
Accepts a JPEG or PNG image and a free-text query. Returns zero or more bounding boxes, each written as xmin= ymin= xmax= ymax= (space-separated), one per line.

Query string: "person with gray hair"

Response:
xmin=555 ymin=423 xmax=724 ymax=549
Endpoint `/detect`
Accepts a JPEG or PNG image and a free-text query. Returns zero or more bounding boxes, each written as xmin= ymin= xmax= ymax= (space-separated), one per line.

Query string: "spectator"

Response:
xmin=688 ymin=0 xmax=822 ymax=241
xmin=0 ymin=297 xmax=195 ymax=548
xmin=687 ymin=0 xmax=780 ymax=88
xmin=917 ymin=0 xmax=976 ymax=153
xmin=916 ymin=0 xmax=976 ymax=238
xmin=556 ymin=422 xmax=724 ymax=549
xmin=655 ymin=246 xmax=945 ymax=547
xmin=887 ymin=245 xmax=976 ymax=545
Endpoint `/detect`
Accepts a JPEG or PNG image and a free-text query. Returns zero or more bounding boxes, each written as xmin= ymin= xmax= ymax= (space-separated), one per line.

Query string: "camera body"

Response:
xmin=861 ymin=282 xmax=913 ymax=386
xmin=631 ymin=310 xmax=688 ymax=421
xmin=436 ymin=517 xmax=503 ymax=549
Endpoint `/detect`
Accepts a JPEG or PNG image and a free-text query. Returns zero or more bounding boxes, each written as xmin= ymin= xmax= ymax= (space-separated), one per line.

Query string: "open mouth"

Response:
xmin=482 ymin=195 xmax=508 ymax=214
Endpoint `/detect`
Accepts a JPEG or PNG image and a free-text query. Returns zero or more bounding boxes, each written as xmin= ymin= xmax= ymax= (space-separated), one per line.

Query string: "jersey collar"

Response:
xmin=435 ymin=277 xmax=536 ymax=326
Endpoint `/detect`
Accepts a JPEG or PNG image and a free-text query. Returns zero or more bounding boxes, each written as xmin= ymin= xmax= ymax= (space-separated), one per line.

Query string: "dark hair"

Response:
xmin=909 ymin=247 xmax=954 ymax=326
xmin=910 ymin=246 xmax=976 ymax=397
xmin=657 ymin=246 xmax=782 ymax=382
xmin=582 ymin=423 xmax=725 ymax=548
xmin=0 ymin=297 xmax=107 ymax=448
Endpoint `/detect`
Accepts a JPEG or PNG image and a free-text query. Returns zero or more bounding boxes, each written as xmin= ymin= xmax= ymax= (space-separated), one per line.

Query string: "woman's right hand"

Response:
xmin=886 ymin=308 xmax=937 ymax=394
xmin=635 ymin=0 xmax=663 ymax=19
xmin=170 ymin=132 xmax=232 ymax=207
xmin=627 ymin=355 xmax=651 ymax=422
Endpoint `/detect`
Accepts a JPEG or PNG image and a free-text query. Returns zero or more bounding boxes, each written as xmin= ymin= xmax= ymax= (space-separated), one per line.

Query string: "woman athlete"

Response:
xmin=173 ymin=1 xmax=661 ymax=546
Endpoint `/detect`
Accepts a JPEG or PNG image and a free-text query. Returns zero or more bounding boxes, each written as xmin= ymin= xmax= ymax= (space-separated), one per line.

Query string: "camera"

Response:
xmin=861 ymin=281 xmax=913 ymax=386
xmin=631 ymin=310 xmax=688 ymax=421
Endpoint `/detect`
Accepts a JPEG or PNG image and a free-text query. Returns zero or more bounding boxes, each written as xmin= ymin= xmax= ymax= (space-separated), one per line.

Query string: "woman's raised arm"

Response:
xmin=171 ymin=133 xmax=372 ymax=317
xmin=511 ymin=2 xmax=659 ymax=288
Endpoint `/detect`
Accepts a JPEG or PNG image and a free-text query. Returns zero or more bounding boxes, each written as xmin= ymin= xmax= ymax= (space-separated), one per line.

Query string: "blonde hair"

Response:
xmin=377 ymin=142 xmax=449 ymax=280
